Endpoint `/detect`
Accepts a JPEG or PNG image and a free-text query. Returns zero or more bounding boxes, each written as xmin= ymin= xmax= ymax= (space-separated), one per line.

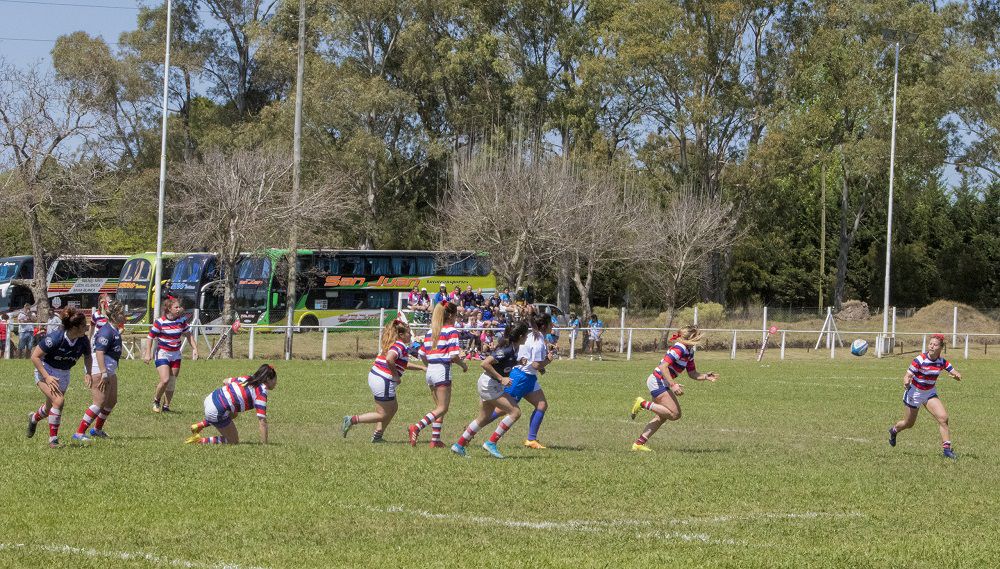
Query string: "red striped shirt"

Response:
xmin=908 ymin=353 xmax=954 ymax=390
xmin=420 ymin=327 xmax=461 ymax=364
xmin=371 ymin=341 xmax=409 ymax=382
xmin=653 ymin=342 xmax=696 ymax=381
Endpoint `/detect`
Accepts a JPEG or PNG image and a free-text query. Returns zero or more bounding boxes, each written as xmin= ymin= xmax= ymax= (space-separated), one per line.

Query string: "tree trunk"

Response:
xmin=571 ymin=265 xmax=592 ymax=319
xmin=221 ymin=259 xmax=234 ymax=359
xmin=26 ymin=198 xmax=51 ymax=320
xmin=556 ymin=257 xmax=571 ymax=314
xmin=834 ymin=174 xmax=867 ymax=310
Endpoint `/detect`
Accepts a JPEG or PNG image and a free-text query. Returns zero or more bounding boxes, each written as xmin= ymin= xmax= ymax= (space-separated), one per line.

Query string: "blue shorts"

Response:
xmin=504 ymin=367 xmax=541 ymax=401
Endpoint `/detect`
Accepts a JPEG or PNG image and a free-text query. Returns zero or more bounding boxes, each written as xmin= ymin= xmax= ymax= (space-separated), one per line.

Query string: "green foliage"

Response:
xmin=674 ymin=302 xmax=725 ymax=327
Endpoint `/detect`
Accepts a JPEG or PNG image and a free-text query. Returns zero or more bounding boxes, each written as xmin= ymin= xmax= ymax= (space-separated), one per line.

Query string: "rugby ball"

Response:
xmin=850 ymin=339 xmax=868 ymax=356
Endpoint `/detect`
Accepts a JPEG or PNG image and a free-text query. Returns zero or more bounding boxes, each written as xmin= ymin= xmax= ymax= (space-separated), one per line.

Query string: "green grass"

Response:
xmin=1 ymin=353 xmax=997 ymax=568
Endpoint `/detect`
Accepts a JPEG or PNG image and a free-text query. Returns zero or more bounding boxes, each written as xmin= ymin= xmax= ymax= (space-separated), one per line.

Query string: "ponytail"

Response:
xmin=244 ymin=363 xmax=277 ymax=387
xmin=431 ymin=301 xmax=458 ymax=344
xmin=381 ymin=319 xmax=409 ymax=355
xmin=496 ymin=321 xmax=529 ymax=349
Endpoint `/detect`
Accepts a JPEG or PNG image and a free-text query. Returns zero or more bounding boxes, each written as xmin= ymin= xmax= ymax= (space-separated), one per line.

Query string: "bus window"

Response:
xmin=366 ymin=290 xmax=393 ymax=309
xmin=338 ymin=256 xmax=363 ymax=275
xmin=415 ymin=256 xmax=435 ymax=275
xmin=365 ymin=256 xmax=390 ymax=275
xmin=475 ymin=256 xmax=491 ymax=276
xmin=238 ymin=257 xmax=271 ymax=282
xmin=0 ymin=260 xmax=22 ymax=282
xmin=121 ymin=259 xmax=151 ymax=282
xmin=390 ymin=256 xmax=418 ymax=275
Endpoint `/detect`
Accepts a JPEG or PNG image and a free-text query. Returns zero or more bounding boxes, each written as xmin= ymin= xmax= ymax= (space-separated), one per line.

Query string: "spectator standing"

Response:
xmin=0 ymin=313 xmax=9 ymax=356
xmin=17 ymin=304 xmax=34 ymax=359
xmin=588 ymin=314 xmax=604 ymax=361
xmin=568 ymin=312 xmax=581 ymax=353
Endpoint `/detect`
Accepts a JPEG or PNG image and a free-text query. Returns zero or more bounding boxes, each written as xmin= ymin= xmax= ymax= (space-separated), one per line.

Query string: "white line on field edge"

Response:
xmin=0 ymin=543 xmax=268 ymax=569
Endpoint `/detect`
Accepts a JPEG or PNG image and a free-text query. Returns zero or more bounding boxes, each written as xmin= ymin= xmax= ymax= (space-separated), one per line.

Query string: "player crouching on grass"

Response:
xmin=72 ymin=300 xmax=127 ymax=442
xmin=629 ymin=326 xmax=719 ymax=452
xmin=186 ymin=364 xmax=277 ymax=445
xmin=342 ymin=318 xmax=426 ymax=443
xmin=26 ymin=307 xmax=93 ymax=448
xmin=888 ymin=333 xmax=962 ymax=459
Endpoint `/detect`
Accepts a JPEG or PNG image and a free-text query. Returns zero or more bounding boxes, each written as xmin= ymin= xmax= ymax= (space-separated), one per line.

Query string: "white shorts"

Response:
xmin=203 ymin=393 xmax=232 ymax=427
xmin=903 ymin=385 xmax=938 ymax=408
xmin=477 ymin=373 xmax=505 ymax=401
xmin=34 ymin=363 xmax=72 ymax=393
xmin=90 ymin=355 xmax=119 ymax=376
xmin=368 ymin=372 xmax=398 ymax=402
xmin=646 ymin=373 xmax=670 ymax=398
xmin=425 ymin=364 xmax=453 ymax=387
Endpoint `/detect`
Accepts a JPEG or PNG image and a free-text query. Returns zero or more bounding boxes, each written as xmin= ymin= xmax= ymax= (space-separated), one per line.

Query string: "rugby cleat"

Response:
xmin=523 ymin=439 xmax=546 ymax=450
xmin=89 ymin=429 xmax=109 ymax=439
xmin=407 ymin=425 xmax=419 ymax=447
xmin=482 ymin=441 xmax=504 ymax=459
xmin=161 ymin=404 xmax=171 ymax=413
xmin=371 ymin=434 xmax=385 ymax=443
xmin=429 ymin=440 xmax=446 ymax=449
xmin=71 ymin=433 xmax=91 ymax=445
xmin=48 ymin=438 xmax=62 ymax=449
xmin=630 ymin=397 xmax=645 ymax=420
xmin=152 ymin=401 xmax=162 ymax=413
xmin=26 ymin=414 xmax=37 ymax=438
xmin=450 ymin=443 xmax=468 ymax=457
xmin=631 ymin=443 xmax=653 ymax=452
xmin=943 ymin=447 xmax=957 ymax=460
xmin=184 ymin=434 xmax=201 ymax=445
xmin=341 ymin=416 xmax=352 ymax=438
xmin=888 ymin=428 xmax=897 ymax=447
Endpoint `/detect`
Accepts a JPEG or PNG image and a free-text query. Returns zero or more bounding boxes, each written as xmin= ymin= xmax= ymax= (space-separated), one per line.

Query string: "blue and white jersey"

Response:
xmin=92 ymin=324 xmax=123 ymax=362
xmin=38 ymin=330 xmax=91 ymax=371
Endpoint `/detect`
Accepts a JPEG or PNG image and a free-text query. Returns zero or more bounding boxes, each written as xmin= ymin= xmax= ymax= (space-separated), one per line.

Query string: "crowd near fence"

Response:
xmin=5 ymin=305 xmax=1000 ymax=362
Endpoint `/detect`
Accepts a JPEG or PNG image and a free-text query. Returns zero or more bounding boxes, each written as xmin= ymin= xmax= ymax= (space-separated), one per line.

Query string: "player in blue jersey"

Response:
xmin=26 ymin=307 xmax=93 ymax=448
xmin=73 ymin=300 xmax=127 ymax=442
xmin=451 ymin=321 xmax=530 ymax=458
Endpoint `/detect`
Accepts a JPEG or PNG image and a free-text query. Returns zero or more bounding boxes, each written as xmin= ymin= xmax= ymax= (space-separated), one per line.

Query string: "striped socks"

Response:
xmin=29 ymin=405 xmax=47 ymax=424
xmin=414 ymin=412 xmax=436 ymax=432
xmin=431 ymin=420 xmax=444 ymax=443
xmin=641 ymin=401 xmax=654 ymax=411
xmin=93 ymin=408 xmax=112 ymax=431
xmin=76 ymin=404 xmax=101 ymax=435
xmin=47 ymin=407 xmax=61 ymax=442
xmin=199 ymin=436 xmax=225 ymax=444
xmin=488 ymin=415 xmax=516 ymax=443
xmin=457 ymin=420 xmax=481 ymax=447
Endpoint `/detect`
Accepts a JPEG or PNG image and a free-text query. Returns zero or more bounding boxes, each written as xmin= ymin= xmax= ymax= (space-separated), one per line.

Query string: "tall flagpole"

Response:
xmin=881 ymin=40 xmax=900 ymax=355
xmin=154 ymin=0 xmax=173 ymax=321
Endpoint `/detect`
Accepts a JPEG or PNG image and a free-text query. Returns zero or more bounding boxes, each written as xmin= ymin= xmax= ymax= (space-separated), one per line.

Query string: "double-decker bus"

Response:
xmin=116 ymin=252 xmax=180 ymax=325
xmin=167 ymin=253 xmax=225 ymax=323
xmin=0 ymin=256 xmax=35 ymax=315
xmin=233 ymin=249 xmax=495 ymax=327
xmin=46 ymin=255 xmax=128 ymax=311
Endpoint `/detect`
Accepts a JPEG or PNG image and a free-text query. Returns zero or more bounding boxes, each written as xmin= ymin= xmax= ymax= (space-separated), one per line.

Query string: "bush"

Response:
xmin=672 ymin=302 xmax=726 ymax=327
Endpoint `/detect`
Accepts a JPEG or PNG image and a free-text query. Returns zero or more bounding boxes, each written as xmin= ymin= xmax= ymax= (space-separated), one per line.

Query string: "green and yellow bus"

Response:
xmin=234 ymin=249 xmax=496 ymax=327
xmin=116 ymin=252 xmax=181 ymax=325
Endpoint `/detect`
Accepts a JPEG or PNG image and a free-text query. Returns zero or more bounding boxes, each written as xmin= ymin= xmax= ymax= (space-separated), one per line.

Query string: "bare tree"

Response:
xmin=168 ymin=147 xmax=346 ymax=357
xmin=0 ymin=59 xmax=100 ymax=320
xmin=641 ymin=192 xmax=741 ymax=327
xmin=440 ymin=144 xmax=565 ymax=288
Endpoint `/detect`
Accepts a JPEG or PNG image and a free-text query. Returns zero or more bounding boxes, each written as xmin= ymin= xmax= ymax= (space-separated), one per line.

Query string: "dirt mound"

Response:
xmin=835 ymin=300 xmax=870 ymax=321
xmin=907 ymin=301 xmax=998 ymax=334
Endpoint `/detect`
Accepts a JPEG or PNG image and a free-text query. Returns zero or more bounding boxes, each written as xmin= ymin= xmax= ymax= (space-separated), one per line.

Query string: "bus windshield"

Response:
xmin=0 ymin=260 xmax=22 ymax=282
xmin=234 ymin=257 xmax=271 ymax=312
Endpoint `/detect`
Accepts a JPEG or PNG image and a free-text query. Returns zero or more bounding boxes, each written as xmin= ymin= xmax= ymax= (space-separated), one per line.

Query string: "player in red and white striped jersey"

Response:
xmin=408 ymin=301 xmax=467 ymax=448
xmin=342 ymin=319 xmax=426 ymax=443
xmin=628 ymin=326 xmax=718 ymax=452
xmin=144 ymin=297 xmax=198 ymax=413
xmin=186 ymin=364 xmax=276 ymax=445
xmin=888 ymin=333 xmax=963 ymax=459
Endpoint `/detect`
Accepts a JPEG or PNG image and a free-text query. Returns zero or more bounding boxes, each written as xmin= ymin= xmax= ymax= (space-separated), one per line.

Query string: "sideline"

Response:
xmin=0 ymin=543 xmax=269 ymax=569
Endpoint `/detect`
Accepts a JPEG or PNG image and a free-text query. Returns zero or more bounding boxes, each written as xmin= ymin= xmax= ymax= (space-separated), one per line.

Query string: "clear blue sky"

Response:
xmin=0 ymin=0 xmax=141 ymax=67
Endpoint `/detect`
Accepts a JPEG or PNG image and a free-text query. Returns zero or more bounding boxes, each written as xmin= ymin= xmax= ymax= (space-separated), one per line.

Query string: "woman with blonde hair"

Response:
xmin=144 ymin=296 xmax=198 ymax=412
xmin=408 ymin=301 xmax=467 ymax=447
xmin=628 ymin=326 xmax=719 ymax=452
xmin=342 ymin=318 xmax=426 ymax=443
xmin=72 ymin=300 xmax=127 ymax=442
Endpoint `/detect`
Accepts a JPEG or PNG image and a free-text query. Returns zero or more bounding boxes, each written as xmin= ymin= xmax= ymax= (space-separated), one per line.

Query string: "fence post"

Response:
xmin=3 ymin=320 xmax=10 ymax=359
xmin=825 ymin=307 xmax=833 ymax=349
xmin=693 ymin=305 xmax=699 ymax=327
xmin=780 ymin=331 xmax=786 ymax=360
xmin=952 ymin=306 xmax=958 ymax=347
xmin=891 ymin=306 xmax=897 ymax=351
xmin=627 ymin=329 xmax=633 ymax=361
xmin=922 ymin=334 xmax=927 ymax=353
xmin=830 ymin=331 xmax=836 ymax=359
xmin=377 ymin=307 xmax=386 ymax=353
xmin=248 ymin=326 xmax=255 ymax=360
xmin=730 ymin=330 xmax=737 ymax=360
xmin=964 ymin=334 xmax=969 ymax=360
xmin=569 ymin=332 xmax=576 ymax=360
xmin=761 ymin=306 xmax=768 ymax=344
xmin=618 ymin=307 xmax=625 ymax=353
xmin=322 ymin=327 xmax=329 ymax=361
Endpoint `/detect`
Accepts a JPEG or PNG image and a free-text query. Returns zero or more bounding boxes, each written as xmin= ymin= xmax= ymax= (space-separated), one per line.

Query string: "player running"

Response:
xmin=450 ymin=321 xmax=530 ymax=459
xmin=144 ymin=297 xmax=198 ymax=412
xmin=186 ymin=364 xmax=277 ymax=445
xmin=25 ymin=307 xmax=93 ymax=448
xmin=629 ymin=326 xmax=719 ymax=452
xmin=72 ymin=300 xmax=127 ymax=442
xmin=887 ymin=333 xmax=963 ymax=459
xmin=342 ymin=318 xmax=426 ymax=443
xmin=407 ymin=301 xmax=468 ymax=448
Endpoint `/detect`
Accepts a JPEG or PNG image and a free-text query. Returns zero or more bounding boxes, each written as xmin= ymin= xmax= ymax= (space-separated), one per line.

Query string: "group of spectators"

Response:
xmin=1 ymin=303 xmax=65 ymax=358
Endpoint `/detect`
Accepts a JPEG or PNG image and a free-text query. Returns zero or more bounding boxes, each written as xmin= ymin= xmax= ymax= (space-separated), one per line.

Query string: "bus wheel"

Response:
xmin=300 ymin=315 xmax=319 ymax=331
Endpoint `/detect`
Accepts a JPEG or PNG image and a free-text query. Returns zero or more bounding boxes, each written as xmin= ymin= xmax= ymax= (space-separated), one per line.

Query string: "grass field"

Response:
xmin=1 ymin=353 xmax=997 ymax=568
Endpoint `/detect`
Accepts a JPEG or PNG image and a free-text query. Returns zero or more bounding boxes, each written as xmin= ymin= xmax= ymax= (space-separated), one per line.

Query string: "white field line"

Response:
xmin=0 ymin=543 xmax=268 ymax=569
xmin=714 ymin=427 xmax=873 ymax=444
xmin=356 ymin=504 xmax=865 ymax=546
